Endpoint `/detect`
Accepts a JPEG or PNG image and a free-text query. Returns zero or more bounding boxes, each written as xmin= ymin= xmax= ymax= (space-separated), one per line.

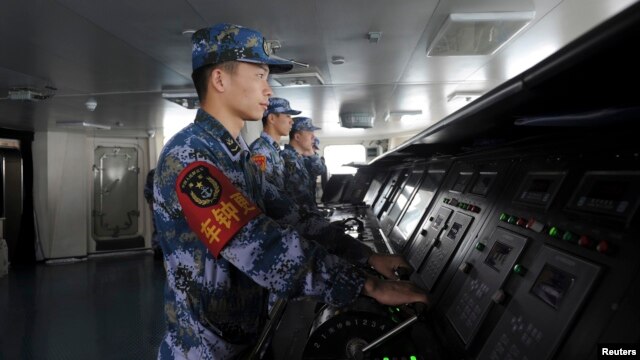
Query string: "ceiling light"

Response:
xmin=447 ymin=92 xmax=482 ymax=103
xmin=428 ymin=11 xmax=535 ymax=56
xmin=56 ymin=121 xmax=111 ymax=130
xmin=85 ymin=97 xmax=97 ymax=111
xmin=331 ymin=56 xmax=345 ymax=65
xmin=384 ymin=110 xmax=423 ymax=122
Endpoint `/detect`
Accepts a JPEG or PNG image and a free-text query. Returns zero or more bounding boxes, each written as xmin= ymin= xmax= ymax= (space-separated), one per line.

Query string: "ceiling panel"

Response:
xmin=1 ymin=0 xmax=638 ymax=140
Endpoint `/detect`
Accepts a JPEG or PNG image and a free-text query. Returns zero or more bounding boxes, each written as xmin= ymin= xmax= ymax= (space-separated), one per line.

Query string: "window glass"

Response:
xmin=324 ymin=144 xmax=366 ymax=175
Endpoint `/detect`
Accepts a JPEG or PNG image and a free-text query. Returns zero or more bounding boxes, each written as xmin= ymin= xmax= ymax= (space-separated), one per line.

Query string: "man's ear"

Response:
xmin=267 ymin=113 xmax=276 ymax=126
xmin=210 ymin=68 xmax=226 ymax=92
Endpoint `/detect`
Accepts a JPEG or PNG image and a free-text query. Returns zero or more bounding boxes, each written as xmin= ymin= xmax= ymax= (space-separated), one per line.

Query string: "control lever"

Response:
xmin=354 ymin=303 xmax=428 ymax=359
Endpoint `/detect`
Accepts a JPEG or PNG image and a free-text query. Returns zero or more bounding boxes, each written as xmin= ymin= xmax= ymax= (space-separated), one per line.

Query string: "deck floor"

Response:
xmin=0 ymin=253 xmax=166 ymax=360
xmin=0 ymin=252 xmax=317 ymax=360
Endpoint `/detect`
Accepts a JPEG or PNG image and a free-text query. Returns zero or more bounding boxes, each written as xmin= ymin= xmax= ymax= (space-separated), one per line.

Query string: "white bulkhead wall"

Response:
xmin=33 ymin=132 xmax=153 ymax=260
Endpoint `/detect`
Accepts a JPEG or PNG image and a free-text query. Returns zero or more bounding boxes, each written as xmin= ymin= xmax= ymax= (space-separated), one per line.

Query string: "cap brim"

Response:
xmin=283 ymin=109 xmax=302 ymax=115
xmin=237 ymin=58 xmax=293 ymax=73
xmin=311 ymin=126 xmax=322 ymax=130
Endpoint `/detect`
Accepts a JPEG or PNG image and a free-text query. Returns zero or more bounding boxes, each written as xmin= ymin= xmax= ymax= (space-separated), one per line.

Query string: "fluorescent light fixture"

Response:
xmin=384 ymin=110 xmax=423 ymax=122
xmin=270 ymin=71 xmax=324 ymax=87
xmin=447 ymin=92 xmax=482 ymax=103
xmin=56 ymin=121 xmax=111 ymax=130
xmin=428 ymin=11 xmax=535 ymax=56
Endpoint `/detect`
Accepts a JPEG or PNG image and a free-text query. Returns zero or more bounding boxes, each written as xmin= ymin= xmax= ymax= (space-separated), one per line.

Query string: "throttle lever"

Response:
xmin=355 ymin=302 xmax=429 ymax=357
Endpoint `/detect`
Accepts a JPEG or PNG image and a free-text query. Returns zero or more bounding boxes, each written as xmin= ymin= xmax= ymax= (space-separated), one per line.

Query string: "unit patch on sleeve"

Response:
xmin=176 ymin=161 xmax=262 ymax=257
xmin=251 ymin=154 xmax=267 ymax=172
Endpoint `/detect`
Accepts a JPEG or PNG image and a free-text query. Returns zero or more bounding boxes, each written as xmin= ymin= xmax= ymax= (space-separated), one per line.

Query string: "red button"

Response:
xmin=516 ymin=218 xmax=527 ymax=227
xmin=596 ymin=240 xmax=609 ymax=254
xmin=578 ymin=235 xmax=591 ymax=248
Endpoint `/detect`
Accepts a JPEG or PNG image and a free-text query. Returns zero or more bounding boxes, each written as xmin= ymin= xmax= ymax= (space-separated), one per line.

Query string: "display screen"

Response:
xmin=516 ymin=172 xmax=566 ymax=207
xmin=446 ymin=222 xmax=463 ymax=240
xmin=530 ymin=264 xmax=576 ymax=310
xmin=395 ymin=172 xmax=444 ymax=238
xmin=484 ymin=241 xmax=513 ymax=272
xmin=470 ymin=172 xmax=496 ymax=196
xmin=567 ymin=173 xmax=640 ymax=220
xmin=587 ymin=180 xmax=627 ymax=202
xmin=396 ymin=188 xmax=433 ymax=238
xmin=433 ymin=213 xmax=445 ymax=229
xmin=451 ymin=172 xmax=473 ymax=193
xmin=385 ymin=170 xmax=424 ymax=224
xmin=528 ymin=178 xmax=552 ymax=193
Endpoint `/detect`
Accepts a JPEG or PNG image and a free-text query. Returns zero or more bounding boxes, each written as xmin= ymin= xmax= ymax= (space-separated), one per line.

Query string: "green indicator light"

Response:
xmin=513 ymin=264 xmax=527 ymax=275
xmin=507 ymin=216 xmax=518 ymax=224
xmin=562 ymin=231 xmax=575 ymax=242
xmin=499 ymin=213 xmax=508 ymax=221
xmin=411 ymin=356 xmax=417 ymax=360
xmin=476 ymin=242 xmax=486 ymax=251
xmin=549 ymin=226 xmax=559 ymax=237
xmin=383 ymin=357 xmax=390 ymax=360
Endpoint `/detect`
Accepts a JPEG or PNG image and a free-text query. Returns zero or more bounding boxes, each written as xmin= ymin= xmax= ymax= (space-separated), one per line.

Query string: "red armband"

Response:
xmin=176 ymin=161 xmax=261 ymax=257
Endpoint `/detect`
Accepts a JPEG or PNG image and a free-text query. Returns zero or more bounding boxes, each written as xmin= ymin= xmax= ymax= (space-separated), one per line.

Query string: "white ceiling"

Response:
xmin=0 ymin=0 xmax=637 ymax=140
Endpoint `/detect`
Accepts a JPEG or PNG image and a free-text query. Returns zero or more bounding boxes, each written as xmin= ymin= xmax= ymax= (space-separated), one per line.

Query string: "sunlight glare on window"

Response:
xmin=324 ymin=144 xmax=366 ymax=175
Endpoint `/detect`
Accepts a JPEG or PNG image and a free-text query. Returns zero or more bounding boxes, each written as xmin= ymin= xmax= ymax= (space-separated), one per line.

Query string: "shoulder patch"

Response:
xmin=251 ymin=154 xmax=267 ymax=172
xmin=176 ymin=161 xmax=261 ymax=257
xmin=286 ymin=161 xmax=297 ymax=173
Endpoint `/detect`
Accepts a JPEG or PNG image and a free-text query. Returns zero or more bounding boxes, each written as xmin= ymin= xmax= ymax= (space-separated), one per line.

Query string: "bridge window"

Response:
xmin=324 ymin=144 xmax=366 ymax=176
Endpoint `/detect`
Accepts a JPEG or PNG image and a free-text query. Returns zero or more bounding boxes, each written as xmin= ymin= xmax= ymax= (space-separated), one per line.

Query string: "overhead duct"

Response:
xmin=339 ymin=113 xmax=374 ymax=129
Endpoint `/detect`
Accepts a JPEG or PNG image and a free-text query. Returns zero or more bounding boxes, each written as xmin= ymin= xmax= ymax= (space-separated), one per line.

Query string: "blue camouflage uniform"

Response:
xmin=304 ymin=139 xmax=326 ymax=200
xmin=250 ymin=132 xmax=285 ymax=188
xmin=250 ymin=100 xmax=372 ymax=263
xmin=154 ymin=109 xmax=367 ymax=359
xmin=281 ymin=117 xmax=323 ymax=212
xmin=249 ymin=97 xmax=300 ymax=190
xmin=153 ymin=24 xmax=367 ymax=360
xmin=281 ymin=144 xmax=318 ymax=211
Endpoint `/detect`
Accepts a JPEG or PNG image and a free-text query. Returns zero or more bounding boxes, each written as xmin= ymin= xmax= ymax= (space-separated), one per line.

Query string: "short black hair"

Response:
xmin=191 ymin=62 xmax=238 ymax=101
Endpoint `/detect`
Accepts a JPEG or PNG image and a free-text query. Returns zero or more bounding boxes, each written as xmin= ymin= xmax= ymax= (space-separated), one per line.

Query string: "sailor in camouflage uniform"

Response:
xmin=249 ymin=97 xmax=299 ymax=190
xmin=249 ymin=98 xmax=419 ymax=272
xmin=304 ymin=137 xmax=327 ymax=200
xmin=281 ymin=117 xmax=324 ymax=212
xmin=153 ymin=23 xmax=428 ymax=360
xmin=248 ymin=97 xmax=372 ymax=263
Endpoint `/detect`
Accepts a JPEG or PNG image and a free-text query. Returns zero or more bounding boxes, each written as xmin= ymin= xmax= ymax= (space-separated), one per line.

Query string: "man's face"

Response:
xmin=271 ymin=113 xmax=293 ymax=137
xmin=296 ymin=130 xmax=315 ymax=152
xmin=223 ymin=62 xmax=272 ymax=121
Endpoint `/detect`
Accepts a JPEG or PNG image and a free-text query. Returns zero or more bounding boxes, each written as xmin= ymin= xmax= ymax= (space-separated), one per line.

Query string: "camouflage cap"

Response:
xmin=191 ymin=23 xmax=293 ymax=73
xmin=292 ymin=117 xmax=321 ymax=132
xmin=264 ymin=97 xmax=301 ymax=119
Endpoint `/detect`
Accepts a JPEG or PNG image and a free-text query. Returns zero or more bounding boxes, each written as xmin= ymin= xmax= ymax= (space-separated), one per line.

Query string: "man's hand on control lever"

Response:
xmin=368 ymin=253 xmax=412 ymax=280
xmin=361 ymin=275 xmax=429 ymax=306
